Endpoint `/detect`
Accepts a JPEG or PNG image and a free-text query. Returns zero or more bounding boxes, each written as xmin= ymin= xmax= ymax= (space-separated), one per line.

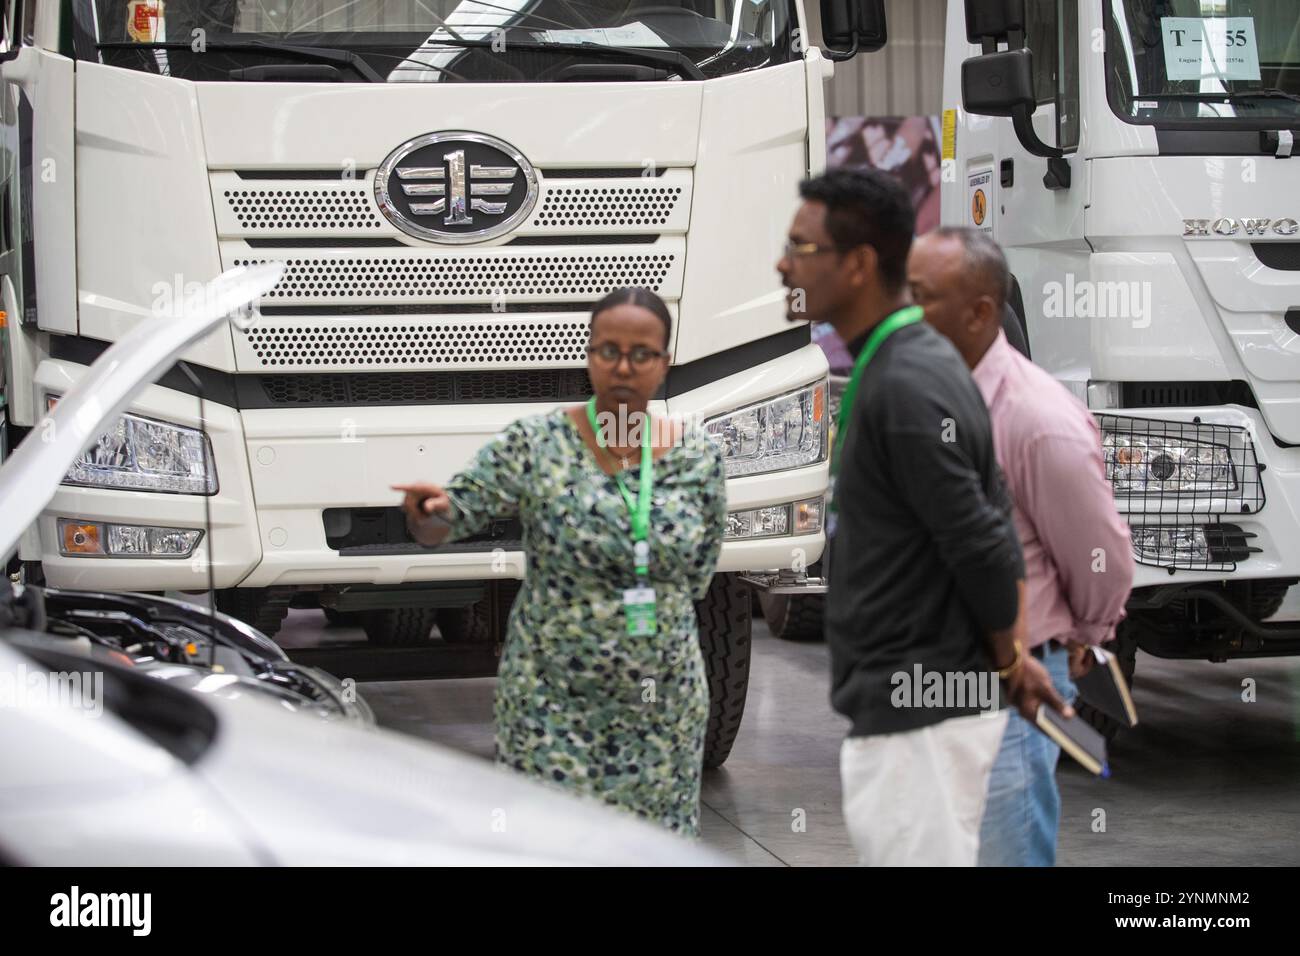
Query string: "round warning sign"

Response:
xmin=967 ymin=168 xmax=995 ymax=233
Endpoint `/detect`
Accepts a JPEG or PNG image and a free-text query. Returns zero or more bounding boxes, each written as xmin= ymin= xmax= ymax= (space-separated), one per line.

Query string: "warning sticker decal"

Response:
xmin=968 ymin=168 xmax=994 ymax=233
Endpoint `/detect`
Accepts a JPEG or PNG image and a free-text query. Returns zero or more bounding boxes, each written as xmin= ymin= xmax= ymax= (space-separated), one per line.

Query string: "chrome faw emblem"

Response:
xmin=374 ymin=131 xmax=538 ymax=244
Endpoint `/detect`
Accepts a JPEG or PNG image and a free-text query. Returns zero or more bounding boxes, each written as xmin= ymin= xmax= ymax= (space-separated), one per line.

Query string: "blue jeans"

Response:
xmin=977 ymin=643 xmax=1077 ymax=867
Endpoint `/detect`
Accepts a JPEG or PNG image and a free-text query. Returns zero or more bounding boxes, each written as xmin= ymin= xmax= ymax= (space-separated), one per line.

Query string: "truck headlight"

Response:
xmin=48 ymin=396 xmax=217 ymax=494
xmin=704 ymin=380 xmax=828 ymax=478
xmin=1102 ymin=431 xmax=1234 ymax=493
xmin=1096 ymin=415 xmax=1264 ymax=516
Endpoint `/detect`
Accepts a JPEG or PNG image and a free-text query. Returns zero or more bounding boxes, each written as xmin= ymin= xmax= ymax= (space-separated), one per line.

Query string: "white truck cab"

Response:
xmin=0 ymin=0 xmax=888 ymax=764
xmin=943 ymin=0 xmax=1300 ymax=696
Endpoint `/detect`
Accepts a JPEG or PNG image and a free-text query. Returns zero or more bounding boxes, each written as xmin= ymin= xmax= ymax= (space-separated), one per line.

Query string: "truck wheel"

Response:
xmin=436 ymin=580 xmax=521 ymax=644
xmin=1075 ymin=621 xmax=1138 ymax=742
xmin=214 ymin=588 xmax=289 ymax=638
xmin=757 ymin=591 xmax=824 ymax=642
xmin=361 ymin=608 xmax=437 ymax=646
xmin=1242 ymin=580 xmax=1294 ymax=621
xmin=695 ymin=572 xmax=752 ymax=769
xmin=436 ymin=603 xmax=489 ymax=644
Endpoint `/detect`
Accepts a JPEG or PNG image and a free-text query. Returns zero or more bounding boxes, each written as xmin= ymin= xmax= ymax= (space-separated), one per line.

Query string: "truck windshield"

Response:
xmin=72 ymin=0 xmax=798 ymax=81
xmin=1105 ymin=0 xmax=1300 ymax=125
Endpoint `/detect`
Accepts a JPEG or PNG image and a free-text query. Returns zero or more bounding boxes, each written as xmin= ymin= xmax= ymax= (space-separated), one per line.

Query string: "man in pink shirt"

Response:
xmin=908 ymin=227 xmax=1135 ymax=866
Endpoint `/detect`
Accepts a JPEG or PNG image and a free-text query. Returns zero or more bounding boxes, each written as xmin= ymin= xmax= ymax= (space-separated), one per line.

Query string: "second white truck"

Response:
xmin=943 ymin=0 xmax=1300 ymax=731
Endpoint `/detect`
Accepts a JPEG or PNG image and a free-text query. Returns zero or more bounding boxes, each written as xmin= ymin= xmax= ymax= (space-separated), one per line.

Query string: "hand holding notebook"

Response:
xmin=1075 ymin=645 xmax=1139 ymax=729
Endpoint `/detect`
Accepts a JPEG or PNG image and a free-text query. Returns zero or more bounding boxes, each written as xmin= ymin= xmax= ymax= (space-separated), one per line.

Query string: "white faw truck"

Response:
xmin=0 ymin=0 xmax=889 ymax=764
xmin=944 ymin=0 xmax=1300 ymax=731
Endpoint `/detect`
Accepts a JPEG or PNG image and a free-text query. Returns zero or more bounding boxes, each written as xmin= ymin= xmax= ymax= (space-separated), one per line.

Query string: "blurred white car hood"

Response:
xmin=0 ymin=641 xmax=721 ymax=866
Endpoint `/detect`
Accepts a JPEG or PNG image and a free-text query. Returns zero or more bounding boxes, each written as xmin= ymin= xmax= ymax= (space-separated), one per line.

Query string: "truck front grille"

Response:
xmin=533 ymin=183 xmax=684 ymax=229
xmin=212 ymin=166 xmax=690 ymax=373
xmin=230 ymin=248 xmax=678 ymax=304
xmin=225 ymin=185 xmax=384 ymax=231
xmin=238 ymin=315 xmax=592 ymax=368
xmin=1253 ymin=242 xmax=1300 ymax=271
xmin=246 ymin=368 xmax=591 ymax=407
xmin=211 ymin=168 xmax=692 ymax=238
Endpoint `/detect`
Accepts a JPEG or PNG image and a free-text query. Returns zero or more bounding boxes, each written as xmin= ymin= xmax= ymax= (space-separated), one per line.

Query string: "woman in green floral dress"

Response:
xmin=395 ymin=288 xmax=727 ymax=836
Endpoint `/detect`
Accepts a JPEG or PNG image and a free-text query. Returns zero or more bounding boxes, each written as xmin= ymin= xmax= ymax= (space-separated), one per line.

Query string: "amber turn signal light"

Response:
xmin=61 ymin=521 xmax=104 ymax=555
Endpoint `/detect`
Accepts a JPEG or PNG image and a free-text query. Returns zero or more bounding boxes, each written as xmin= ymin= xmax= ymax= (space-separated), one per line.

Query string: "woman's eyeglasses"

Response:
xmin=586 ymin=344 xmax=669 ymax=368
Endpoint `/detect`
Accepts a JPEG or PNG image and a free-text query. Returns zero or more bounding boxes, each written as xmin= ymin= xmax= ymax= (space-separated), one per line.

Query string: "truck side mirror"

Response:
xmin=961 ymin=49 xmax=1035 ymax=117
xmin=962 ymin=47 xmax=1067 ymax=178
xmin=960 ymin=0 xmax=1070 ymax=188
xmin=820 ymin=0 xmax=887 ymax=62
xmin=964 ymin=0 xmax=1026 ymax=45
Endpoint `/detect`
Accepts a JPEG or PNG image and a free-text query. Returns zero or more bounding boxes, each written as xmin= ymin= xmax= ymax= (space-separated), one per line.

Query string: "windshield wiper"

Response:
xmin=1134 ymin=92 xmax=1234 ymax=101
xmin=407 ymin=36 xmax=705 ymax=80
xmin=96 ymin=39 xmax=384 ymax=82
xmin=1228 ymin=88 xmax=1300 ymax=105
xmin=1134 ymin=89 xmax=1300 ymax=105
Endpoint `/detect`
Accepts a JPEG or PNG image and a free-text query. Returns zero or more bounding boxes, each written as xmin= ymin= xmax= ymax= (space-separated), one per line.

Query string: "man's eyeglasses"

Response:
xmin=782 ymin=240 xmax=841 ymax=259
xmin=586 ymin=343 xmax=669 ymax=368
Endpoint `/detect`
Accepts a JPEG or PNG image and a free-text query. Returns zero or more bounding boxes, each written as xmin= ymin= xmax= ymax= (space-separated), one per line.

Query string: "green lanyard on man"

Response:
xmin=830 ymin=305 xmax=925 ymax=497
xmin=586 ymin=397 xmax=658 ymax=636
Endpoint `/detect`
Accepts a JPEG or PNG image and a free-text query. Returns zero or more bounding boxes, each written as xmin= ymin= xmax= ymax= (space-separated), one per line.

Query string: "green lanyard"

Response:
xmin=831 ymin=305 xmax=925 ymax=476
xmin=586 ymin=397 xmax=654 ymax=576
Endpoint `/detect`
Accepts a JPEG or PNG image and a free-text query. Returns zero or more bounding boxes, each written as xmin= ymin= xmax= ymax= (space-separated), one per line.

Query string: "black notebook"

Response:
xmin=1075 ymin=646 xmax=1139 ymax=729
xmin=1035 ymin=704 xmax=1110 ymax=777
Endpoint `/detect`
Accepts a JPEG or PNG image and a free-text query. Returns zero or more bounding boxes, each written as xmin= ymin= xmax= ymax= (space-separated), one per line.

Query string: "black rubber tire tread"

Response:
xmin=436 ymin=579 xmax=523 ymax=644
xmin=436 ymin=602 xmax=489 ymax=644
xmin=757 ymin=591 xmax=825 ymax=642
xmin=214 ymin=588 xmax=288 ymax=638
xmin=695 ymin=572 xmax=753 ymax=769
xmin=1246 ymin=580 xmax=1293 ymax=621
xmin=361 ymin=607 xmax=438 ymax=646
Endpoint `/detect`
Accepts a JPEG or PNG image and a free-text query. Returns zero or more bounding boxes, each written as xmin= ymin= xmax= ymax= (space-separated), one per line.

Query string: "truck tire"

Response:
xmin=757 ymin=591 xmax=824 ymax=642
xmin=436 ymin=603 xmax=489 ymax=644
xmin=214 ymin=588 xmax=289 ymax=638
xmin=1075 ymin=621 xmax=1138 ymax=742
xmin=695 ymin=572 xmax=752 ymax=769
xmin=361 ymin=608 xmax=437 ymax=646
xmin=436 ymin=579 xmax=522 ymax=644
xmin=1243 ymin=580 xmax=1293 ymax=621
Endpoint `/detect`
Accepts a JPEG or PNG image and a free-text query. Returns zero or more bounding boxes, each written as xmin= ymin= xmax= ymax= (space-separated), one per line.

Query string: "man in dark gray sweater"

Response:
xmin=776 ymin=169 xmax=1067 ymax=865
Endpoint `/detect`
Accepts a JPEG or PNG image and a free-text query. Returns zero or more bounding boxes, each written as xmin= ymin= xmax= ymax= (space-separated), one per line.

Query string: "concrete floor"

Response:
xmin=277 ymin=600 xmax=1300 ymax=866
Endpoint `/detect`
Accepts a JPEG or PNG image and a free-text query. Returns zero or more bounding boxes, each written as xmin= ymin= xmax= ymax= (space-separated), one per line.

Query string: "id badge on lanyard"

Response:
xmin=587 ymin=399 xmax=658 ymax=637
xmin=623 ymin=586 xmax=657 ymax=636
xmin=623 ymin=541 xmax=657 ymax=637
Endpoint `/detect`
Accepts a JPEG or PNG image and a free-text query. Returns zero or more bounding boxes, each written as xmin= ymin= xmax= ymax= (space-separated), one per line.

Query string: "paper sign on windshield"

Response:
xmin=536 ymin=24 xmax=668 ymax=48
xmin=1161 ymin=17 xmax=1261 ymax=82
